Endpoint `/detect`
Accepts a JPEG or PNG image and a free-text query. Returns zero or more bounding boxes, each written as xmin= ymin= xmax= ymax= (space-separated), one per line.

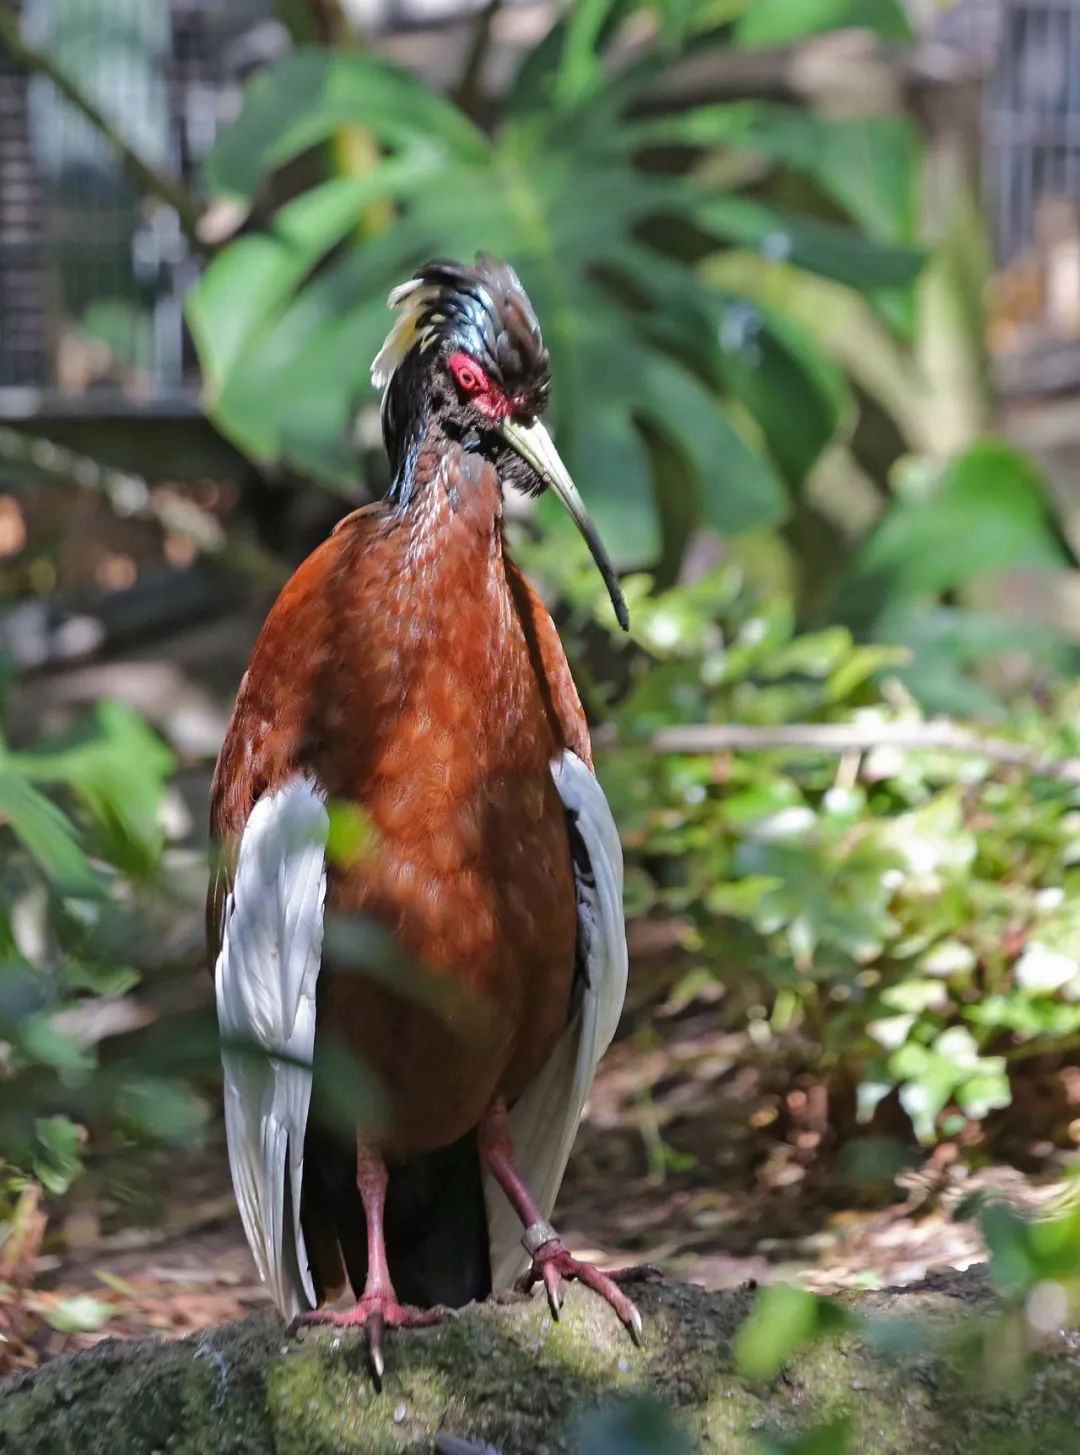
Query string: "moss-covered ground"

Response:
xmin=2 ymin=1271 xmax=1079 ymax=1453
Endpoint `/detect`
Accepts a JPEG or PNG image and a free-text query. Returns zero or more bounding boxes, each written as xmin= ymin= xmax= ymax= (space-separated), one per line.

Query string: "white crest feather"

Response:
xmin=371 ymin=281 xmax=439 ymax=391
xmin=215 ymin=775 xmax=328 ymax=1319
xmin=485 ymin=750 xmax=628 ymax=1288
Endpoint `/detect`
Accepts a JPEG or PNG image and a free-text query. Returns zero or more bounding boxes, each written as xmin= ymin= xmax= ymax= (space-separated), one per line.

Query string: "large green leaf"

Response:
xmin=710 ymin=296 xmax=853 ymax=486
xmin=735 ymin=0 xmax=913 ymax=47
xmin=609 ymin=243 xmax=850 ymax=487
xmin=631 ymin=350 xmax=788 ymax=535
xmin=0 ymin=772 xmax=96 ymax=891
xmin=550 ymin=405 xmax=658 ymax=564
xmin=866 ymin=602 xmax=1070 ymax=717
xmin=690 ymin=196 xmax=925 ymax=290
xmin=203 ymin=48 xmax=487 ymax=205
xmin=635 ymin=104 xmax=919 ymax=242
xmin=837 ymin=441 xmax=1069 ymax=624
xmin=188 ymin=28 xmax=930 ymax=563
xmin=13 ymin=701 xmax=175 ymax=876
xmin=190 ymin=161 xmax=437 ymax=391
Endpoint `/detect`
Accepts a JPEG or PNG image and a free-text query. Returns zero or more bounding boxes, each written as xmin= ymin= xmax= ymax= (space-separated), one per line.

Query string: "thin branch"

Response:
xmin=0 ymin=426 xmax=287 ymax=589
xmin=649 ymin=721 xmax=1080 ymax=786
xmin=1004 ymin=1030 xmax=1080 ymax=1064
xmin=0 ymin=6 xmax=203 ymax=243
xmin=453 ymin=0 xmax=504 ymax=121
xmin=632 ymin=28 xmax=981 ymax=118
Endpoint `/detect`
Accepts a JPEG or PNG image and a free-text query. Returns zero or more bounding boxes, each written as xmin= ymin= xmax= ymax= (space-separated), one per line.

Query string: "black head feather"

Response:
xmin=372 ymin=253 xmax=550 ymax=416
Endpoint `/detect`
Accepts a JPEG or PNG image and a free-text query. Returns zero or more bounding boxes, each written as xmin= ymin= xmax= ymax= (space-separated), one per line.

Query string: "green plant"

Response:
xmin=518 ymin=447 xmax=1080 ymax=1145
xmin=187 ymin=0 xmax=923 ymax=568
xmin=0 ymin=686 xmax=182 ymax=1217
xmin=729 ymin=1182 xmax=1080 ymax=1442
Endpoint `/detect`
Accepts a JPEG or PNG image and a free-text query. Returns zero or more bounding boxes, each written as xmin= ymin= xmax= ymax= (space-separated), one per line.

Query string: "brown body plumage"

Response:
xmin=210 ymin=436 xmax=588 ymax=1155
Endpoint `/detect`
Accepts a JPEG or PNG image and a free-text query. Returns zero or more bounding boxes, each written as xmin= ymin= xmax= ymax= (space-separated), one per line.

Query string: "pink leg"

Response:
xmin=290 ymin=1140 xmax=453 ymax=1378
xmin=477 ymin=1099 xmax=654 ymax=1345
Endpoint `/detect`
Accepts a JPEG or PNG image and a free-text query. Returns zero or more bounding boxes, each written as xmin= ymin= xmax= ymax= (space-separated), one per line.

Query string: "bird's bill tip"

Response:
xmin=499 ymin=417 xmax=629 ymax=631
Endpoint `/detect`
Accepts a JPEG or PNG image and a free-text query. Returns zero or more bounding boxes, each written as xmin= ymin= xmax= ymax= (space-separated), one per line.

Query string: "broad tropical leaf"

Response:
xmin=187 ymin=13 xmax=928 ymax=564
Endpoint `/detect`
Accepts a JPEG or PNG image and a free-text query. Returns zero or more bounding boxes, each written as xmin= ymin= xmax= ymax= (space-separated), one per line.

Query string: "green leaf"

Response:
xmin=554 ymin=0 xmax=619 ymax=107
xmin=825 ymin=643 xmax=910 ymax=701
xmin=712 ymin=298 xmax=852 ymax=486
xmin=46 ymin=1294 xmax=114 ymax=1334
xmin=735 ymin=0 xmax=913 ymax=47
xmin=117 ymin=1078 xmax=208 ymax=1146
xmin=691 ymin=196 xmax=926 ymax=291
xmin=14 ymin=701 xmax=175 ymax=875
xmin=189 ymin=158 xmax=439 ymax=393
xmin=981 ymin=1200 xmax=1035 ymax=1295
xmin=32 ymin=1115 xmax=84 ymax=1196
xmin=574 ymin=1396 xmax=697 ymax=1455
xmin=734 ymin=1283 xmax=852 ymax=1378
xmin=555 ymin=402 xmax=658 ymax=565
xmin=203 ymin=49 xmax=487 ymax=205
xmin=20 ymin=1016 xmax=95 ymax=1080
xmin=639 ymin=104 xmax=918 ymax=242
xmin=609 ymin=243 xmax=849 ymax=489
xmin=325 ymin=801 xmax=374 ymax=869
xmin=632 ymin=351 xmax=788 ymax=536
xmin=0 ymin=771 xmax=96 ymax=891
xmin=836 ymin=440 xmax=1069 ymax=630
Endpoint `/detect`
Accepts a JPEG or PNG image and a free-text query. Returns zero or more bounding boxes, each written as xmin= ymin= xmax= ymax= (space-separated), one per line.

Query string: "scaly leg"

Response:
xmin=290 ymin=1139 xmax=453 ymax=1378
xmin=477 ymin=1099 xmax=653 ymax=1345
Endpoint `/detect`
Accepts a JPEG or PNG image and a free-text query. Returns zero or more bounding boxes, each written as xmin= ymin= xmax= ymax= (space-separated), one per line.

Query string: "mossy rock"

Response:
xmin=2 ymin=1271 xmax=1080 ymax=1453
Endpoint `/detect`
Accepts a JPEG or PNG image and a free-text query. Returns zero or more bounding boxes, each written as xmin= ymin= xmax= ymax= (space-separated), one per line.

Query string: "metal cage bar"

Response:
xmin=0 ymin=0 xmax=269 ymax=411
xmin=941 ymin=0 xmax=1080 ymax=264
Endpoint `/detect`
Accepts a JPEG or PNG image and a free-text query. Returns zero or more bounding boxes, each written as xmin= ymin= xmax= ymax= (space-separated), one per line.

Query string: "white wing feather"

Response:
xmin=486 ymin=750 xmax=628 ymax=1289
xmin=214 ymin=775 xmax=328 ymax=1319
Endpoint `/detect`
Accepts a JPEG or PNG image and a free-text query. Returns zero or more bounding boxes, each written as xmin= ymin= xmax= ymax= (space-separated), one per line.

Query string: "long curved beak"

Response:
xmin=500 ymin=417 xmax=629 ymax=631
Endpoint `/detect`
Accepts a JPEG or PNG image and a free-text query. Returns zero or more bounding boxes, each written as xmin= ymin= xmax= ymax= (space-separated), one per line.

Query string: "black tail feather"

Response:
xmin=300 ymin=1124 xmax=491 ymax=1310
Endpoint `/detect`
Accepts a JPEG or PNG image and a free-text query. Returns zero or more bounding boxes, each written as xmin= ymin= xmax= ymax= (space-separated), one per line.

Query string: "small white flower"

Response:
xmin=1015 ymin=942 xmax=1078 ymax=995
xmin=749 ymin=806 xmax=816 ymax=842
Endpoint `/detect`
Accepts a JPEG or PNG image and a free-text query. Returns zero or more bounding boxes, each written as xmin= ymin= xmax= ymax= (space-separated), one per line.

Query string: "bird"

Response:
xmin=208 ymin=253 xmax=640 ymax=1379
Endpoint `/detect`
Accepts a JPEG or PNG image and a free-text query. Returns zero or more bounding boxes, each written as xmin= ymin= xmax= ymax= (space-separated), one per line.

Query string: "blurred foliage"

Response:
xmin=522 ymin=443 xmax=1080 ymax=1143
xmin=727 ymin=1182 xmax=1080 ymax=1454
xmin=187 ymin=0 xmax=1074 ymax=701
xmin=187 ymin=0 xmax=926 ymax=567
xmin=0 ymin=685 xmax=186 ymax=1223
xmin=574 ymin=1396 xmax=697 ymax=1455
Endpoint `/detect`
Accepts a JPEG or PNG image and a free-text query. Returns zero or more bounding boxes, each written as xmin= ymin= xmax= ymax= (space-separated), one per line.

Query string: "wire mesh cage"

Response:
xmin=939 ymin=1 xmax=1080 ymax=260
xmin=936 ymin=0 xmax=1080 ymax=366
xmin=0 ymin=0 xmax=273 ymax=412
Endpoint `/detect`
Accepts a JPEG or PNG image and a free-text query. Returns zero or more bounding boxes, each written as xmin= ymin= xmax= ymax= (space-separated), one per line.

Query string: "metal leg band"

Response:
xmin=522 ymin=1219 xmax=559 ymax=1256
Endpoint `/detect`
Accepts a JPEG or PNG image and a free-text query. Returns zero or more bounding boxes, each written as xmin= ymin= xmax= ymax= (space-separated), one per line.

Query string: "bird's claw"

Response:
xmin=516 ymin=1239 xmax=647 ymax=1346
xmin=289 ymin=1295 xmax=455 ymax=1382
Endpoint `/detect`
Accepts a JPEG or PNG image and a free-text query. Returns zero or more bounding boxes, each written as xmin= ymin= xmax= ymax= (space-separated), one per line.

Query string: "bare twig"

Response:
xmin=633 ymin=28 xmax=981 ymax=119
xmin=0 ymin=6 xmax=203 ymax=243
xmin=0 ymin=426 xmax=287 ymax=589
xmin=650 ymin=721 xmax=1080 ymax=785
xmin=453 ymin=0 xmax=504 ymax=120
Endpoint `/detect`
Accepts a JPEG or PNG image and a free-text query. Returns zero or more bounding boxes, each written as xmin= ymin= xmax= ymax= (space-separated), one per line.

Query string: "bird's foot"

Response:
xmin=515 ymin=1230 xmax=658 ymax=1346
xmin=289 ymin=1295 xmax=455 ymax=1380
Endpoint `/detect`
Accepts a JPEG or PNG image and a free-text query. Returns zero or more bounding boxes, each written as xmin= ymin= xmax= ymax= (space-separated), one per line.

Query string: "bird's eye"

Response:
xmin=448 ymin=351 xmax=489 ymax=396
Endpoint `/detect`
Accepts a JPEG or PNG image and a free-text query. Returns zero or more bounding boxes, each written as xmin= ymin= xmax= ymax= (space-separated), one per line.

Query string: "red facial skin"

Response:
xmin=447 ymin=350 xmax=515 ymax=421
